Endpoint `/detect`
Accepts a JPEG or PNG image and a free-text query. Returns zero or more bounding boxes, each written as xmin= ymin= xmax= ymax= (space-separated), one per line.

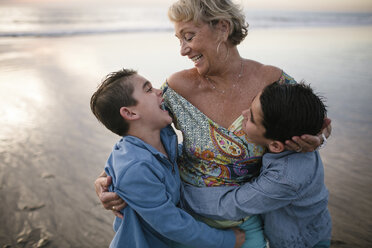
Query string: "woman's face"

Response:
xmin=174 ymin=21 xmax=221 ymax=76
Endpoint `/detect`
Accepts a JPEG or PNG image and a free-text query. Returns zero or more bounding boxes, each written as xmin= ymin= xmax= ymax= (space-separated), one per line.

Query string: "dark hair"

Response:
xmin=260 ymin=82 xmax=327 ymax=143
xmin=90 ymin=69 xmax=138 ymax=136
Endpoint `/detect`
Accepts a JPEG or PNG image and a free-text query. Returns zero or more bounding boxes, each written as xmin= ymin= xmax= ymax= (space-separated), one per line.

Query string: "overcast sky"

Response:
xmin=154 ymin=0 xmax=372 ymax=12
xmin=242 ymin=0 xmax=372 ymax=12
xmin=4 ymin=0 xmax=372 ymax=12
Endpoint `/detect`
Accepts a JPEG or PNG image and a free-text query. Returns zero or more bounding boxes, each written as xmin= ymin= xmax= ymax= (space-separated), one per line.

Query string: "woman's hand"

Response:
xmin=232 ymin=227 xmax=245 ymax=248
xmin=95 ymin=172 xmax=127 ymax=218
xmin=285 ymin=118 xmax=332 ymax=152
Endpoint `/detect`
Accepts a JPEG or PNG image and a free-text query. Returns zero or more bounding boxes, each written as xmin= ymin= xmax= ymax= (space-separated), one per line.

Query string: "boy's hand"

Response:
xmin=232 ymin=227 xmax=245 ymax=248
xmin=95 ymin=173 xmax=127 ymax=218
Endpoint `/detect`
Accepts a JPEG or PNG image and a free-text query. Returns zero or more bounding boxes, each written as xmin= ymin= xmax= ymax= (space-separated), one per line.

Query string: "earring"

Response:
xmin=224 ymin=46 xmax=230 ymax=61
xmin=216 ymin=41 xmax=222 ymax=54
xmin=217 ymin=40 xmax=230 ymax=61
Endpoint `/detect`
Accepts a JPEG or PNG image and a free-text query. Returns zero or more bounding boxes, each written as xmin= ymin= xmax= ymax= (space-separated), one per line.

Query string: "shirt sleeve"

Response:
xmin=181 ymin=163 xmax=299 ymax=221
xmin=115 ymin=162 xmax=235 ymax=248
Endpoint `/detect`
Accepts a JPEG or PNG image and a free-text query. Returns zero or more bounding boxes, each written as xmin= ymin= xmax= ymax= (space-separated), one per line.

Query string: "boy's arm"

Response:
xmin=181 ymin=164 xmax=298 ymax=221
xmin=116 ymin=163 xmax=236 ymax=248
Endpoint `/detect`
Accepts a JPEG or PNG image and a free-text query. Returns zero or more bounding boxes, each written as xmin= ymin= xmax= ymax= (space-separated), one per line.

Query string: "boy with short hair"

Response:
xmin=182 ymin=82 xmax=332 ymax=248
xmin=90 ymin=69 xmax=244 ymax=248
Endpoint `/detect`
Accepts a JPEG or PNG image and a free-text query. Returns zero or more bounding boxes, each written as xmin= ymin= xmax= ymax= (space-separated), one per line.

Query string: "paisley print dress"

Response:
xmin=162 ymin=71 xmax=296 ymax=188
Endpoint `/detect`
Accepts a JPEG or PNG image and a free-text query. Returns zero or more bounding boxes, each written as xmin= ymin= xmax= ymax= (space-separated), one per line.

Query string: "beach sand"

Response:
xmin=0 ymin=26 xmax=371 ymax=247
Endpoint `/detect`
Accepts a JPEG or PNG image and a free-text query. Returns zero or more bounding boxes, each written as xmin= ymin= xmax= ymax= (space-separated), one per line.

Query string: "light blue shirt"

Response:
xmin=181 ymin=150 xmax=332 ymax=248
xmin=105 ymin=126 xmax=235 ymax=248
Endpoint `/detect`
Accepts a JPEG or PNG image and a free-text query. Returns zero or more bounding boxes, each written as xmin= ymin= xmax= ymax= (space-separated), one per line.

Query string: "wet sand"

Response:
xmin=0 ymin=27 xmax=371 ymax=247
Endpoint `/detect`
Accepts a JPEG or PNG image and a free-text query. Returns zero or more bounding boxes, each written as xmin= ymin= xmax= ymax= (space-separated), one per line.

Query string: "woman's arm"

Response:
xmin=94 ymin=170 xmax=126 ymax=218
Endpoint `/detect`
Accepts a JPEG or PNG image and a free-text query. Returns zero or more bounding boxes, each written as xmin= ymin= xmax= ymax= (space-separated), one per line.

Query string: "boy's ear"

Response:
xmin=267 ymin=140 xmax=285 ymax=153
xmin=120 ymin=106 xmax=139 ymax=121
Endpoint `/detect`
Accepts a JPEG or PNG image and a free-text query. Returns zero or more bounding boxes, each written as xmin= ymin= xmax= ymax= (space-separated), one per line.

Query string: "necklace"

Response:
xmin=205 ymin=59 xmax=244 ymax=94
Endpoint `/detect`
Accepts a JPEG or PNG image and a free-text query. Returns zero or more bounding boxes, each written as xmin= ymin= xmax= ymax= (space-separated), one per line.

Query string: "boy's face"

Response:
xmin=242 ymin=92 xmax=270 ymax=147
xmin=130 ymin=74 xmax=172 ymax=128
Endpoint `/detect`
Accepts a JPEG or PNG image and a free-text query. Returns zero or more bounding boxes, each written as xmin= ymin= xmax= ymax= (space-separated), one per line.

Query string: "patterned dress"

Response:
xmin=162 ymin=71 xmax=296 ymax=188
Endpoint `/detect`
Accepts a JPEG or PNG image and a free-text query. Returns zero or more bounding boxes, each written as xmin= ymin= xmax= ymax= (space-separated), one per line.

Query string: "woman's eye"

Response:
xmin=184 ymin=34 xmax=194 ymax=42
xmin=147 ymin=87 xmax=153 ymax=92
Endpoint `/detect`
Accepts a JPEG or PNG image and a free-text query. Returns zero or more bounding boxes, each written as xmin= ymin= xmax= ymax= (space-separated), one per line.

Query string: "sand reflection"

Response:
xmin=0 ymin=71 xmax=46 ymax=133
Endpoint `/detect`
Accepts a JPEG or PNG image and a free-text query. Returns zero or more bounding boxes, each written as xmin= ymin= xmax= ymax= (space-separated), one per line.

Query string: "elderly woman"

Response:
xmin=95 ymin=0 xmax=331 ymax=247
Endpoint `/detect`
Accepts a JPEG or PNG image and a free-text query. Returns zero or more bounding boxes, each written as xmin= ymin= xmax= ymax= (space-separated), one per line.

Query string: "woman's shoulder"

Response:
xmin=167 ymin=68 xmax=199 ymax=95
xmin=247 ymin=60 xmax=283 ymax=86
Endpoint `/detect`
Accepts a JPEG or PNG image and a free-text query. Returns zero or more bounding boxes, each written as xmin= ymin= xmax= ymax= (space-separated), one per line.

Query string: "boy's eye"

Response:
xmin=249 ymin=109 xmax=255 ymax=124
xmin=245 ymin=109 xmax=250 ymax=119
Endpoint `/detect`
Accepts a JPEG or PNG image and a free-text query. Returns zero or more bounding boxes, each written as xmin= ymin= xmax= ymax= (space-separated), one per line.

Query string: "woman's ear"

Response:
xmin=120 ymin=106 xmax=139 ymax=121
xmin=217 ymin=20 xmax=230 ymax=40
xmin=268 ymin=140 xmax=285 ymax=153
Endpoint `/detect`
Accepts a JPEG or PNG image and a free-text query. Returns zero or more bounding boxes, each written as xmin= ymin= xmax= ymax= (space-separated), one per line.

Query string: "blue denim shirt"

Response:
xmin=105 ymin=125 xmax=235 ymax=248
xmin=181 ymin=150 xmax=332 ymax=248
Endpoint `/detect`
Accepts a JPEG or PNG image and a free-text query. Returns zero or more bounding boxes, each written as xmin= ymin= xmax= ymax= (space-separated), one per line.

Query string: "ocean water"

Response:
xmin=0 ymin=3 xmax=372 ymax=37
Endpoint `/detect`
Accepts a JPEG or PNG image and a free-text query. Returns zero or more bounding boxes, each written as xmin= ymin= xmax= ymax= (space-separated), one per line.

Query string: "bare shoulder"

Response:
xmin=256 ymin=63 xmax=283 ymax=86
xmin=167 ymin=68 xmax=199 ymax=96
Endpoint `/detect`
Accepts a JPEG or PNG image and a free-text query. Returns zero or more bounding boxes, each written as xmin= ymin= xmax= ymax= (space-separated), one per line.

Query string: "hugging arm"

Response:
xmin=94 ymin=170 xmax=126 ymax=218
xmin=115 ymin=163 xmax=237 ymax=248
xmin=181 ymin=167 xmax=298 ymax=221
xmin=94 ymin=144 xmax=184 ymax=216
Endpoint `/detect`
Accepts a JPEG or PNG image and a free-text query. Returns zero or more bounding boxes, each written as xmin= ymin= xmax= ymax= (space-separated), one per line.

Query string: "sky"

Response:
xmin=242 ymin=0 xmax=372 ymax=12
xmin=151 ymin=0 xmax=372 ymax=12
xmin=2 ymin=0 xmax=372 ymax=12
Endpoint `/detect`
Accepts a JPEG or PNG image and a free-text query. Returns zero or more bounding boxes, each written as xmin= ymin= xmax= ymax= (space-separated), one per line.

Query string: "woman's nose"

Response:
xmin=180 ymin=41 xmax=190 ymax=56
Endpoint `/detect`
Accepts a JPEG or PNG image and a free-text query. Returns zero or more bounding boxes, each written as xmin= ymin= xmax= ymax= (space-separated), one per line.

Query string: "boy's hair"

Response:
xmin=90 ymin=68 xmax=138 ymax=136
xmin=260 ymin=82 xmax=327 ymax=143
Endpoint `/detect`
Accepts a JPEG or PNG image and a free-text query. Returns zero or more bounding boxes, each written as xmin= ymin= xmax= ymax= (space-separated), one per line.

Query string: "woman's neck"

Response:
xmin=204 ymin=51 xmax=244 ymax=92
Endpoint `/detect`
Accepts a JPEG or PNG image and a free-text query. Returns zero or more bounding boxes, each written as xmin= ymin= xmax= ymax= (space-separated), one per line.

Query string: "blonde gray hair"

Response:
xmin=168 ymin=0 xmax=248 ymax=45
